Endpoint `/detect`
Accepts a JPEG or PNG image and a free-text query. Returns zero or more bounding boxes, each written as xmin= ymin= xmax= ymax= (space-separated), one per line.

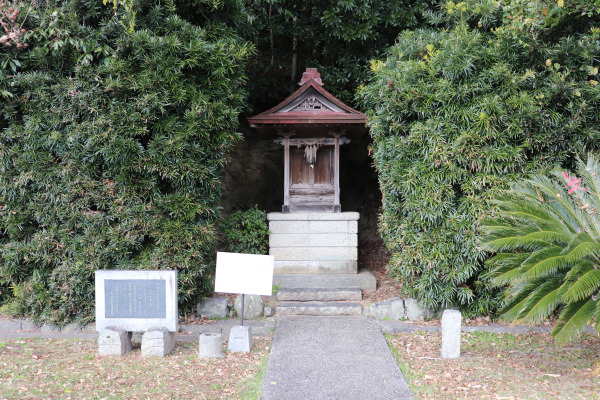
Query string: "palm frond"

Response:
xmin=595 ymin=299 xmax=600 ymax=333
xmin=561 ymin=269 xmax=600 ymax=303
xmin=487 ymin=253 xmax=529 ymax=285
xmin=559 ymin=263 xmax=595 ymax=297
xmin=560 ymin=234 xmax=599 ymax=263
xmin=551 ymin=298 xmax=596 ymax=345
xmin=519 ymin=246 xmax=566 ymax=279
xmin=528 ymin=176 xmax=587 ymax=235
xmin=579 ymin=156 xmax=600 ymax=200
xmin=499 ymin=279 xmax=544 ymax=321
xmin=517 ymin=277 xmax=562 ymax=324
xmin=507 ymin=181 xmax=579 ymax=233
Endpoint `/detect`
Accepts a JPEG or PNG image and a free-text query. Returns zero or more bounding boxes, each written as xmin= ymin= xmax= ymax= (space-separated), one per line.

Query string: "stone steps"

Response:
xmin=276 ymin=287 xmax=362 ymax=302
xmin=276 ymin=301 xmax=362 ymax=316
xmin=273 ymin=269 xmax=377 ymax=292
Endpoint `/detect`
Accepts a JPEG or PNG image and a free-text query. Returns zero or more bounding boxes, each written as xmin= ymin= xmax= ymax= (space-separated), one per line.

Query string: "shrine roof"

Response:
xmin=248 ymin=68 xmax=368 ymax=139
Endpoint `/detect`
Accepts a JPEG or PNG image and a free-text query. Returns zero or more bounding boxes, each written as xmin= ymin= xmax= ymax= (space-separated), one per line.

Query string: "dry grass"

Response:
xmin=0 ymin=337 xmax=271 ymax=399
xmin=388 ymin=330 xmax=600 ymax=400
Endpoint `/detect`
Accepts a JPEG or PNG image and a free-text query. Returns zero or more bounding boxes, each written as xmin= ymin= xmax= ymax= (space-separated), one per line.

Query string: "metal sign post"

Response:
xmin=240 ymin=294 xmax=245 ymax=326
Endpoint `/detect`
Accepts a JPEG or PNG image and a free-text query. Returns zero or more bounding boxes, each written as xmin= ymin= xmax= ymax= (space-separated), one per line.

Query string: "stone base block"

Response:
xmin=364 ymin=297 xmax=405 ymax=320
xmin=141 ymin=328 xmax=175 ymax=357
xmin=98 ymin=328 xmax=133 ymax=356
xmin=274 ymin=260 xmax=357 ymax=274
xmin=273 ymin=269 xmax=377 ymax=292
xmin=199 ymin=333 xmax=225 ymax=358
xmin=276 ymin=301 xmax=362 ymax=316
xmin=228 ymin=326 xmax=252 ymax=353
xmin=268 ymin=212 xmax=359 ymax=275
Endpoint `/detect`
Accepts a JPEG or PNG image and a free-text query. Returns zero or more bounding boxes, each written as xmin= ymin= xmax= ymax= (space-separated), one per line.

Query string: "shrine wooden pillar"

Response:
xmin=281 ymin=132 xmax=292 ymax=212
xmin=333 ymin=132 xmax=341 ymax=213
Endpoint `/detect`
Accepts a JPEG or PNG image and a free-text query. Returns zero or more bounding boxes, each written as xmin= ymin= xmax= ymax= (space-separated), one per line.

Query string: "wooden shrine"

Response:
xmin=248 ymin=68 xmax=367 ymax=213
xmin=248 ymin=68 xmax=373 ymax=286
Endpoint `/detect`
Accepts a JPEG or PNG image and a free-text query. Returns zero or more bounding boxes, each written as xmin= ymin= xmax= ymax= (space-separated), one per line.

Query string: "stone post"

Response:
xmin=199 ymin=333 xmax=226 ymax=358
xmin=441 ymin=309 xmax=462 ymax=359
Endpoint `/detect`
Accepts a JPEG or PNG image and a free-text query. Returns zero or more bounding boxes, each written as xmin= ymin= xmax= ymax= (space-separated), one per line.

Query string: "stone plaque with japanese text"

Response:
xmin=95 ymin=270 xmax=177 ymax=332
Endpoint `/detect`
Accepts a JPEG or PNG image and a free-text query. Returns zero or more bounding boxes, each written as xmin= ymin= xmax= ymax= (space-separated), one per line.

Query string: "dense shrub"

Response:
xmin=219 ymin=206 xmax=270 ymax=255
xmin=359 ymin=0 xmax=600 ymax=315
xmin=0 ymin=1 xmax=251 ymax=324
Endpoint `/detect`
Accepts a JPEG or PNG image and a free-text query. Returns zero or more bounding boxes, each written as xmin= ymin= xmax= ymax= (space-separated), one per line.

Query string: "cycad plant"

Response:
xmin=479 ymin=156 xmax=600 ymax=343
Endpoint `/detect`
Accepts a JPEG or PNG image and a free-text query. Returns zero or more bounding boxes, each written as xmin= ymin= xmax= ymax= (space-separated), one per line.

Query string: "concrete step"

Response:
xmin=273 ymin=269 xmax=377 ymax=292
xmin=276 ymin=287 xmax=362 ymax=302
xmin=276 ymin=301 xmax=362 ymax=316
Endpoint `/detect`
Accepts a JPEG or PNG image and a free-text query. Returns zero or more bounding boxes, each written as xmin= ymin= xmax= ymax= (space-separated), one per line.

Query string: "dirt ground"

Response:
xmin=359 ymin=238 xmax=405 ymax=302
xmin=388 ymin=330 xmax=600 ymax=400
xmin=0 ymin=337 xmax=271 ymax=399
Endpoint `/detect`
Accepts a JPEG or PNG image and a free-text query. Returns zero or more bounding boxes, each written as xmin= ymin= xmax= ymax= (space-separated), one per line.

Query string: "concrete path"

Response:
xmin=261 ymin=316 xmax=413 ymax=400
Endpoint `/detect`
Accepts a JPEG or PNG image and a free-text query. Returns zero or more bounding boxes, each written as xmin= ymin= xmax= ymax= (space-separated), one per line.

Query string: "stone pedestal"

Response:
xmin=199 ymin=333 xmax=226 ymax=358
xmin=441 ymin=309 xmax=462 ymax=359
xmin=98 ymin=328 xmax=133 ymax=356
xmin=228 ymin=325 xmax=252 ymax=353
xmin=141 ymin=327 xmax=176 ymax=357
xmin=268 ymin=212 xmax=358 ymax=274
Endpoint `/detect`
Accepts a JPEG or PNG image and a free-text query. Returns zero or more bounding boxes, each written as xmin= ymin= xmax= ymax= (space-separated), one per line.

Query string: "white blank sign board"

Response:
xmin=215 ymin=252 xmax=274 ymax=296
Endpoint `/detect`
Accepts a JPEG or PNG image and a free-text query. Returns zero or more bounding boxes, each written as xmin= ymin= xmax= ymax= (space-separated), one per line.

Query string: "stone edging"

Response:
xmin=0 ymin=317 xmax=276 ymax=339
xmin=2 ymin=316 xmax=595 ymax=339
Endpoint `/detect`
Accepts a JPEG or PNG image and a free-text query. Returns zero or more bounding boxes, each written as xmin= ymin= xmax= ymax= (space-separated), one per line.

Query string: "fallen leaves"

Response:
xmin=0 ymin=337 xmax=272 ymax=399
xmin=388 ymin=331 xmax=600 ymax=400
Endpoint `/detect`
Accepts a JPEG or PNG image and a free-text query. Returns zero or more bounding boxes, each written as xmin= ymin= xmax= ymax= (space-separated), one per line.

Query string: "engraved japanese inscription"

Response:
xmin=104 ymin=279 xmax=166 ymax=319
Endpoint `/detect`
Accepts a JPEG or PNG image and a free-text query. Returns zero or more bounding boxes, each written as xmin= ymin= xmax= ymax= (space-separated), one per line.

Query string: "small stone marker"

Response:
xmin=199 ymin=333 xmax=226 ymax=358
xmin=441 ymin=309 xmax=462 ymax=359
xmin=227 ymin=326 xmax=252 ymax=353
xmin=215 ymin=252 xmax=274 ymax=354
xmin=95 ymin=270 xmax=177 ymax=357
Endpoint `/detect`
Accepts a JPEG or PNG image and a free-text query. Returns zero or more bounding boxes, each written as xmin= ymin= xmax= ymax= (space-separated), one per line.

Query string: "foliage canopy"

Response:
xmin=241 ymin=0 xmax=434 ymax=110
xmin=0 ymin=0 xmax=251 ymax=324
xmin=359 ymin=0 xmax=600 ymax=315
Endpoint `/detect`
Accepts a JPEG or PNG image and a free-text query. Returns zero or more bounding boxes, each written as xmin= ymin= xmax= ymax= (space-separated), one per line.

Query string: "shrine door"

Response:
xmin=288 ymin=146 xmax=335 ymax=211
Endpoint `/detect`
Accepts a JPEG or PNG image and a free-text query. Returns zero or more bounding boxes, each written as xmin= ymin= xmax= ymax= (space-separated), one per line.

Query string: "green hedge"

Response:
xmin=0 ymin=1 xmax=251 ymax=325
xmin=219 ymin=206 xmax=270 ymax=255
xmin=359 ymin=1 xmax=600 ymax=315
